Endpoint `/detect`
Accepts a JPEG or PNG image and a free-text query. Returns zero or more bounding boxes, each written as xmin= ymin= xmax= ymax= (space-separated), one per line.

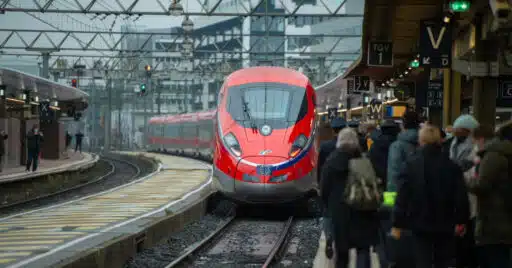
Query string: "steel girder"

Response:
xmin=0 ymin=29 xmax=361 ymax=55
xmin=0 ymin=0 xmax=359 ymax=17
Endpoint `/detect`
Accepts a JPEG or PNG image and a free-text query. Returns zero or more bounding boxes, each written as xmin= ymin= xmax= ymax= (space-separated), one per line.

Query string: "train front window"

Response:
xmin=227 ymin=82 xmax=308 ymax=128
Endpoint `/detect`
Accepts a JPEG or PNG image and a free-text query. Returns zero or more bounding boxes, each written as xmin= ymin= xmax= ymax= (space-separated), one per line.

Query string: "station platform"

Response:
xmin=313 ymin=231 xmax=380 ymax=268
xmin=0 ymin=152 xmax=213 ymax=268
xmin=0 ymin=152 xmax=97 ymax=184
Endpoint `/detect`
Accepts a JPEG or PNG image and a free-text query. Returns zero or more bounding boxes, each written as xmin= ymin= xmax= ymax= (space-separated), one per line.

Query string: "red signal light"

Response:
xmin=71 ymin=79 xmax=77 ymax=88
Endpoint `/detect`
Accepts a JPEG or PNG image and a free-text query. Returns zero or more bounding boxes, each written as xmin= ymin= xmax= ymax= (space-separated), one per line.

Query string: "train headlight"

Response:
xmin=223 ymin=132 xmax=242 ymax=157
xmin=289 ymin=134 xmax=308 ymax=158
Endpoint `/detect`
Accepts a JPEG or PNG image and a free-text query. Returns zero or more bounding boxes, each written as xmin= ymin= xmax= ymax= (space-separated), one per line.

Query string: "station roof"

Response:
xmin=0 ymin=67 xmax=89 ymax=101
xmin=342 ymin=0 xmax=445 ymax=81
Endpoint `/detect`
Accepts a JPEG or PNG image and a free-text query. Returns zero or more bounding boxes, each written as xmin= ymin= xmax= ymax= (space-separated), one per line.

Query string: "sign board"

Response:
xmin=501 ymin=81 xmax=512 ymax=99
xmin=367 ymin=41 xmax=393 ymax=67
xmin=419 ymin=21 xmax=452 ymax=68
xmin=39 ymin=101 xmax=54 ymax=122
xmin=347 ymin=79 xmax=354 ymax=94
xmin=354 ymin=76 xmax=370 ymax=92
xmin=328 ymin=108 xmax=338 ymax=120
xmin=368 ymin=100 xmax=383 ymax=120
xmin=426 ymin=80 xmax=443 ymax=108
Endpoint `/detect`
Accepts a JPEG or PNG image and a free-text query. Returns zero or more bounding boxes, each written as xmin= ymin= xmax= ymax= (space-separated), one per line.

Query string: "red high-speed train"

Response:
xmin=148 ymin=66 xmax=319 ymax=204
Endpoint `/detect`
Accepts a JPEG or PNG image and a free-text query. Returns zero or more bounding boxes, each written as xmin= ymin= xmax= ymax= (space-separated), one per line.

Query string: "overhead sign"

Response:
xmin=39 ymin=101 xmax=54 ymax=122
xmin=328 ymin=108 xmax=338 ymax=120
xmin=354 ymin=76 xmax=370 ymax=92
xmin=368 ymin=99 xmax=383 ymax=120
xmin=367 ymin=41 xmax=393 ymax=67
xmin=426 ymin=80 xmax=443 ymax=108
xmin=419 ymin=21 xmax=452 ymax=68
xmin=501 ymin=81 xmax=512 ymax=99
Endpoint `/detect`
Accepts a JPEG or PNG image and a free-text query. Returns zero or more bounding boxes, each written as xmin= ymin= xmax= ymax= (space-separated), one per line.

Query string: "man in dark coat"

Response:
xmin=75 ymin=131 xmax=84 ymax=153
xmin=317 ymin=116 xmax=346 ymax=259
xmin=0 ymin=130 xmax=8 ymax=172
xmin=391 ymin=125 xmax=469 ymax=268
xmin=26 ymin=124 xmax=43 ymax=172
xmin=368 ymin=120 xmax=400 ymax=188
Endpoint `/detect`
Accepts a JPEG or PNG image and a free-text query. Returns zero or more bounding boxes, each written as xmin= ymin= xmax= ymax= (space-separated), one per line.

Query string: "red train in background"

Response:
xmin=148 ymin=66 xmax=319 ymax=204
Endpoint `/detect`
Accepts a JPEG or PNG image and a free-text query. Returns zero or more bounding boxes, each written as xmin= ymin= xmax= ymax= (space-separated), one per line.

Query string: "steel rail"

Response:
xmin=0 ymin=155 xmax=140 ymax=211
xmin=165 ymin=215 xmax=236 ymax=268
xmin=261 ymin=216 xmax=294 ymax=268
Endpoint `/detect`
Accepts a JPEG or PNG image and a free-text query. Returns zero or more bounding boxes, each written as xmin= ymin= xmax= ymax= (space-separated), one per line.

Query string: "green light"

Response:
xmin=140 ymin=83 xmax=146 ymax=90
xmin=450 ymin=0 xmax=470 ymax=12
xmin=410 ymin=60 xmax=420 ymax=68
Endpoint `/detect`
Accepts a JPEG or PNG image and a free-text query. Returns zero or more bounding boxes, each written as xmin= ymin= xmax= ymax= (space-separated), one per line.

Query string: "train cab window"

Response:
xmin=226 ymin=82 xmax=309 ymax=129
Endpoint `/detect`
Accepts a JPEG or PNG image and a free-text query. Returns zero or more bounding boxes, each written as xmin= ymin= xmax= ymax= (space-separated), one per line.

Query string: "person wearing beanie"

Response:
xmin=318 ymin=116 xmax=346 ymax=259
xmin=449 ymin=114 xmax=479 ymax=268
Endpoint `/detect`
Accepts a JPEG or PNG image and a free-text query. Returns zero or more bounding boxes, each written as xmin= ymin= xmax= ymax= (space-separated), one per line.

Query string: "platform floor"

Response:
xmin=0 ymin=152 xmax=96 ymax=183
xmin=313 ymin=231 xmax=380 ymax=268
xmin=0 ymin=153 xmax=212 ymax=267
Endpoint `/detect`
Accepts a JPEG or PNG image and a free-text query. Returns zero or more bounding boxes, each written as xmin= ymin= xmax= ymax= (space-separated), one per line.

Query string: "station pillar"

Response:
xmin=442 ymin=69 xmax=462 ymax=127
xmin=472 ymin=14 xmax=497 ymax=127
xmin=41 ymin=53 xmax=50 ymax=80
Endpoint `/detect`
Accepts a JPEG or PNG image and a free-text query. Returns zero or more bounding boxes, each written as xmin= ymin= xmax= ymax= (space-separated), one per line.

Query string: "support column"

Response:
xmin=443 ymin=69 xmax=451 ymax=127
xmin=41 ymin=53 xmax=50 ymax=80
xmin=472 ymin=14 xmax=497 ymax=126
xmin=450 ymin=71 xmax=462 ymax=124
xmin=105 ymin=78 xmax=112 ymax=151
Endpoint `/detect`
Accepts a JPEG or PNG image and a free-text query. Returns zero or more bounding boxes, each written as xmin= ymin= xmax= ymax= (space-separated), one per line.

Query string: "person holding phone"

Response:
xmin=26 ymin=124 xmax=43 ymax=172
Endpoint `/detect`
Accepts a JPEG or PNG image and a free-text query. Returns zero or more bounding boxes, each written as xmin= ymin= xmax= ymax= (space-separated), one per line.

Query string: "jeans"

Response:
xmin=413 ymin=232 xmax=455 ymax=268
xmin=26 ymin=150 xmax=39 ymax=171
xmin=75 ymin=142 xmax=82 ymax=153
xmin=478 ymin=244 xmax=512 ymax=268
xmin=336 ymin=248 xmax=371 ymax=268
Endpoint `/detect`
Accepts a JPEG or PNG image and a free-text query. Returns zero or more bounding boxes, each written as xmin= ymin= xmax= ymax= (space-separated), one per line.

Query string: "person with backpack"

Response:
xmin=320 ymin=127 xmax=380 ymax=268
xmin=391 ymin=124 xmax=470 ymax=268
xmin=465 ymin=121 xmax=512 ymax=268
xmin=318 ymin=117 xmax=346 ymax=260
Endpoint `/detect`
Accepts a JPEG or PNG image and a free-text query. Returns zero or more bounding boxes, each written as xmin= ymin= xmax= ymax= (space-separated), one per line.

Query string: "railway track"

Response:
xmin=166 ymin=216 xmax=294 ymax=268
xmin=0 ymin=154 xmax=151 ymax=216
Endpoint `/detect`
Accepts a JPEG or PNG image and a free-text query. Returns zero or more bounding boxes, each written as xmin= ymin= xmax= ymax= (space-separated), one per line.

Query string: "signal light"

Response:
xmin=144 ymin=65 xmax=151 ymax=72
xmin=140 ymin=83 xmax=146 ymax=95
xmin=410 ymin=59 xmax=420 ymax=68
xmin=71 ymin=79 xmax=77 ymax=88
xmin=449 ymin=0 xmax=470 ymax=12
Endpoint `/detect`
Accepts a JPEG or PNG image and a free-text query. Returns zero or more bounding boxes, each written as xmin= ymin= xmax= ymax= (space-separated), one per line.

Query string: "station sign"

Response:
xmin=426 ymin=80 xmax=443 ymax=108
xmin=347 ymin=79 xmax=360 ymax=95
xmin=354 ymin=76 xmax=370 ymax=92
xmin=328 ymin=108 xmax=338 ymax=120
xmin=419 ymin=20 xmax=452 ymax=68
xmin=367 ymin=41 xmax=393 ymax=67
xmin=39 ymin=101 xmax=54 ymax=122
xmin=501 ymin=81 xmax=512 ymax=99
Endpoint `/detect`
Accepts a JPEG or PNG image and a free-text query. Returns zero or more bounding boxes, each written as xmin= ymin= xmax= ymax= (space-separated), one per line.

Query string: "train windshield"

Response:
xmin=227 ymin=82 xmax=308 ymax=128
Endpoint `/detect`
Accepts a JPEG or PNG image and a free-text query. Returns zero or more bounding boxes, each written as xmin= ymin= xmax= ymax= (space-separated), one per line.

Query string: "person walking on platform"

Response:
xmin=320 ymin=128 xmax=380 ymax=268
xmin=466 ymin=122 xmax=512 ymax=268
xmin=26 ymin=124 xmax=43 ymax=172
xmin=75 ymin=131 xmax=84 ymax=153
xmin=0 ymin=130 xmax=8 ymax=172
xmin=391 ymin=125 xmax=470 ymax=268
xmin=367 ymin=120 xmax=400 ymax=267
xmin=449 ymin=114 xmax=479 ymax=268
xmin=382 ymin=110 xmax=420 ymax=267
xmin=317 ymin=117 xmax=346 ymax=259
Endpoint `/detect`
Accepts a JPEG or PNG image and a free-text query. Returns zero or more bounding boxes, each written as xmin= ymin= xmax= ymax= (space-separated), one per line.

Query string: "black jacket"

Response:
xmin=320 ymin=148 xmax=380 ymax=249
xmin=317 ymin=138 xmax=336 ymax=182
xmin=392 ymin=144 xmax=470 ymax=234
xmin=26 ymin=130 xmax=43 ymax=152
xmin=368 ymin=128 xmax=398 ymax=188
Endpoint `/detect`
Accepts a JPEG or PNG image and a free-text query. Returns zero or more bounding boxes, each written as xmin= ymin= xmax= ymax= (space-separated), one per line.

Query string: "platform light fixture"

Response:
xmin=410 ymin=59 xmax=420 ymax=68
xmin=449 ymin=0 xmax=470 ymax=12
xmin=169 ymin=1 xmax=184 ymax=16
xmin=0 ymin=85 xmax=5 ymax=99
xmin=182 ymin=16 xmax=194 ymax=32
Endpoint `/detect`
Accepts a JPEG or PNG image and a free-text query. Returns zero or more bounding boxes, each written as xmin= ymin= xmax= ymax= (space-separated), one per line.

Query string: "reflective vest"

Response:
xmin=383 ymin=191 xmax=397 ymax=207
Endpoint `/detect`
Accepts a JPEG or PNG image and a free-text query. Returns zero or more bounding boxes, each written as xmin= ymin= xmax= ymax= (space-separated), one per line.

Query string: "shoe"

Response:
xmin=325 ymin=238 xmax=333 ymax=259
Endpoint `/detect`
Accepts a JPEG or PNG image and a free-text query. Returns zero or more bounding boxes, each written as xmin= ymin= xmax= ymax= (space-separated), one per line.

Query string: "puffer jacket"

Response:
xmin=467 ymin=138 xmax=512 ymax=245
xmin=387 ymin=129 xmax=418 ymax=192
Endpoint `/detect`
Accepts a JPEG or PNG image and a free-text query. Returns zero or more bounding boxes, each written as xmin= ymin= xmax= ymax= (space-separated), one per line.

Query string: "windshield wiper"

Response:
xmin=241 ymin=97 xmax=258 ymax=132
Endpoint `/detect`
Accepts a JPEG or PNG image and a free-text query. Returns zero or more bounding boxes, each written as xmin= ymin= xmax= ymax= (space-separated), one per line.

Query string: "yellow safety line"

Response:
xmin=0 ymin=259 xmax=16 ymax=264
xmin=0 ymin=245 xmax=51 ymax=251
xmin=0 ymin=235 xmax=77 ymax=241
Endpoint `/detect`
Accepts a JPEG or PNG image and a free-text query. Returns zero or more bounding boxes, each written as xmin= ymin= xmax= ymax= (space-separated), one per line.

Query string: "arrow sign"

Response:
xmin=328 ymin=108 xmax=338 ymax=120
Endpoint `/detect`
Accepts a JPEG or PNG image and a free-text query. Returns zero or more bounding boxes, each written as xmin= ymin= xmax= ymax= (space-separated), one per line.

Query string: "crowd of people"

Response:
xmin=318 ymin=111 xmax=512 ymax=268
